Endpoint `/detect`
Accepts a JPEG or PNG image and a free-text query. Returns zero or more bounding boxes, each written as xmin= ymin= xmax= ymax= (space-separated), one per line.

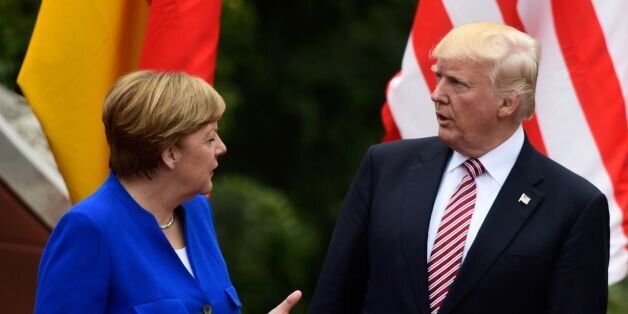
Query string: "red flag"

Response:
xmin=140 ymin=0 xmax=222 ymax=84
xmin=382 ymin=0 xmax=628 ymax=285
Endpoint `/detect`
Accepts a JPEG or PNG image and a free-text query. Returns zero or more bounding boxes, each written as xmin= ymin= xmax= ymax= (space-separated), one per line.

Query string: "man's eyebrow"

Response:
xmin=430 ymin=64 xmax=468 ymax=82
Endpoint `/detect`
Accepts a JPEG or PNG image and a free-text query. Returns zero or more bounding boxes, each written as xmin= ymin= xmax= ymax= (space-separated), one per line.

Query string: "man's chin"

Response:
xmin=437 ymin=129 xmax=455 ymax=145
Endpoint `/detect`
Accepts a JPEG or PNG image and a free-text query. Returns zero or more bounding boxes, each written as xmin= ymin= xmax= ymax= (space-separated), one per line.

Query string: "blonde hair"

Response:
xmin=431 ymin=22 xmax=540 ymax=120
xmin=102 ymin=70 xmax=225 ymax=179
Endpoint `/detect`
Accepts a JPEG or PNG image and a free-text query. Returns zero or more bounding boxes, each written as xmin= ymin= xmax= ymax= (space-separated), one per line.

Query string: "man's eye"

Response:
xmin=452 ymin=79 xmax=469 ymax=89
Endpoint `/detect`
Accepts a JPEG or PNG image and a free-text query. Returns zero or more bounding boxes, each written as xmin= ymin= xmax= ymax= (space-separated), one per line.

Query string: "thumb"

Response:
xmin=269 ymin=290 xmax=302 ymax=314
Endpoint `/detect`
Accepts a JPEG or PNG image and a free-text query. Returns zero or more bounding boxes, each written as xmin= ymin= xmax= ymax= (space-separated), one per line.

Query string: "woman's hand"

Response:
xmin=268 ymin=290 xmax=302 ymax=314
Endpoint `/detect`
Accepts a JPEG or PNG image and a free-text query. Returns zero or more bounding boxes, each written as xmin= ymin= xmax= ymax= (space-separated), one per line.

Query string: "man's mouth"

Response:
xmin=436 ymin=113 xmax=450 ymax=124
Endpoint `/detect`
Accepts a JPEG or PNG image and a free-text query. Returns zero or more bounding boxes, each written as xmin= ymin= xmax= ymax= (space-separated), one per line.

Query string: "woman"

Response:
xmin=34 ymin=71 xmax=300 ymax=313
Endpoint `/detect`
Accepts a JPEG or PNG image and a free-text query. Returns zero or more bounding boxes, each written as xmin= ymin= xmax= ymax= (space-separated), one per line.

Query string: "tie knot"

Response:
xmin=462 ymin=158 xmax=486 ymax=178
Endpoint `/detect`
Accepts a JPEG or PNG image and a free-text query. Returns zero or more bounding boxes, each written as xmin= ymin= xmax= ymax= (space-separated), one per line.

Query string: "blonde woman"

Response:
xmin=35 ymin=71 xmax=300 ymax=314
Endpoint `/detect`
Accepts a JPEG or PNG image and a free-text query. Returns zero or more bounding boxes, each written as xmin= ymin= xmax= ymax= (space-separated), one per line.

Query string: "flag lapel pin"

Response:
xmin=518 ymin=193 xmax=531 ymax=205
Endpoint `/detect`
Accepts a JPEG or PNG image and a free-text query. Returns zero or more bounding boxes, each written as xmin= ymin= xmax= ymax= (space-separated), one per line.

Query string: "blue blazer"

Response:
xmin=35 ymin=173 xmax=241 ymax=314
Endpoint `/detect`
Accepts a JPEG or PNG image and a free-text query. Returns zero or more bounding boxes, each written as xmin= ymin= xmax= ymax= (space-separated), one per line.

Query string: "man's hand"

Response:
xmin=268 ymin=290 xmax=302 ymax=314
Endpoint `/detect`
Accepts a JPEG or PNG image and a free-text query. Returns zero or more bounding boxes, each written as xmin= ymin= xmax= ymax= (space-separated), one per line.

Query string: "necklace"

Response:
xmin=159 ymin=215 xmax=175 ymax=229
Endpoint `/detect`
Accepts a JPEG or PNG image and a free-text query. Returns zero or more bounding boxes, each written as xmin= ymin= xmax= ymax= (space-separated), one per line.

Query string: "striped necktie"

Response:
xmin=428 ymin=158 xmax=486 ymax=314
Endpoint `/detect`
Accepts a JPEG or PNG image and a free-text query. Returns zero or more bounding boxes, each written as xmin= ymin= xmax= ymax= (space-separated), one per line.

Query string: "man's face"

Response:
xmin=431 ymin=58 xmax=505 ymax=157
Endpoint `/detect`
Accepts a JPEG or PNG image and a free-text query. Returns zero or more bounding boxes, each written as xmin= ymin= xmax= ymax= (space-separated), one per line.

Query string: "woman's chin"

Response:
xmin=202 ymin=181 xmax=213 ymax=196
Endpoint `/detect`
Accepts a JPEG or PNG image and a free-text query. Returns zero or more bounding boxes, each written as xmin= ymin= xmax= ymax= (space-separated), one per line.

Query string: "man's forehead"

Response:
xmin=431 ymin=58 xmax=492 ymax=74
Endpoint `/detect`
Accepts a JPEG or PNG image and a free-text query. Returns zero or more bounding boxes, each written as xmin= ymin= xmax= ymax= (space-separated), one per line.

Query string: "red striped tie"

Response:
xmin=428 ymin=158 xmax=486 ymax=314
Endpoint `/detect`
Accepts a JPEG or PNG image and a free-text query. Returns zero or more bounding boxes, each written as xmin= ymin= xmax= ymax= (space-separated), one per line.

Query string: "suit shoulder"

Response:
xmin=365 ymin=137 xmax=449 ymax=169
xmin=369 ymin=137 xmax=443 ymax=157
xmin=63 ymin=182 xmax=129 ymax=230
xmin=533 ymin=153 xmax=604 ymax=201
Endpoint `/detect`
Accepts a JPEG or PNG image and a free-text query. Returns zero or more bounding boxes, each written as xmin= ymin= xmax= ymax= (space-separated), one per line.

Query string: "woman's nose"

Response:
xmin=216 ymin=135 xmax=227 ymax=157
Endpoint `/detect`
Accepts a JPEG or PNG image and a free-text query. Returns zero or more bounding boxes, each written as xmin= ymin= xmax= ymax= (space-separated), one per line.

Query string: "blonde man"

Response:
xmin=35 ymin=71 xmax=301 ymax=314
xmin=311 ymin=22 xmax=608 ymax=314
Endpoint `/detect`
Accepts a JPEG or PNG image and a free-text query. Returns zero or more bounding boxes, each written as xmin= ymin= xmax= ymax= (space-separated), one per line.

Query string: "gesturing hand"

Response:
xmin=268 ymin=290 xmax=302 ymax=314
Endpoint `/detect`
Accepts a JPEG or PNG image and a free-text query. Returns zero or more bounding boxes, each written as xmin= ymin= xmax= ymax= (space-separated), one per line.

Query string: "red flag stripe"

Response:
xmin=139 ymin=0 xmax=222 ymax=84
xmin=381 ymin=102 xmax=402 ymax=142
xmin=551 ymin=0 xmax=628 ymax=235
xmin=590 ymin=1 xmax=628 ymax=108
xmin=382 ymin=0 xmax=452 ymax=142
xmin=411 ymin=0 xmax=453 ymax=93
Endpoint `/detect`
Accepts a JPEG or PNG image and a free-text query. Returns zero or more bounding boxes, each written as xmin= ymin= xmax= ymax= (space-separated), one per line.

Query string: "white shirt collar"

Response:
xmin=446 ymin=125 xmax=524 ymax=185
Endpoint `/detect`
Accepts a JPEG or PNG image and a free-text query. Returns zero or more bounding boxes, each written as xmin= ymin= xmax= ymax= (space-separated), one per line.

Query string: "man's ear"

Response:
xmin=162 ymin=146 xmax=178 ymax=170
xmin=498 ymin=95 xmax=521 ymax=118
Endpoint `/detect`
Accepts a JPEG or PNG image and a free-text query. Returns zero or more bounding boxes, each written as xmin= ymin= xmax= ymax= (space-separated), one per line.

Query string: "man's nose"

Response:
xmin=431 ymin=80 xmax=447 ymax=105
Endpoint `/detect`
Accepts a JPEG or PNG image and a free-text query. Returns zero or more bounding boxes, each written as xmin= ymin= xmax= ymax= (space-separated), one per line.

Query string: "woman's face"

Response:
xmin=173 ymin=121 xmax=226 ymax=195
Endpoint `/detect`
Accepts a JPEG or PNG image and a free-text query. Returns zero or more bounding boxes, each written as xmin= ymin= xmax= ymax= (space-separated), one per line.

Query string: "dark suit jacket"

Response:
xmin=310 ymin=137 xmax=609 ymax=314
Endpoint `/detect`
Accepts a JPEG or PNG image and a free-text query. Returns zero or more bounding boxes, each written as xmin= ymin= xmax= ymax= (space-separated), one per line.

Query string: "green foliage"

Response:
xmin=0 ymin=0 xmax=40 ymax=90
xmin=609 ymin=278 xmax=628 ymax=314
xmin=214 ymin=3 xmax=418 ymax=308
xmin=214 ymin=4 xmax=418 ymax=308
xmin=216 ymin=0 xmax=416 ymax=237
xmin=211 ymin=175 xmax=317 ymax=313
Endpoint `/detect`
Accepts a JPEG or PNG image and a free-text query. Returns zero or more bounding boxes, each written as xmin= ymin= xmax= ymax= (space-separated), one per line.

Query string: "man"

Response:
xmin=310 ymin=22 xmax=609 ymax=314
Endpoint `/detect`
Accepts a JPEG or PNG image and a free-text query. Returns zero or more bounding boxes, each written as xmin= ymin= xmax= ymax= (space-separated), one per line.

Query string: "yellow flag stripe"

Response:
xmin=18 ymin=0 xmax=149 ymax=202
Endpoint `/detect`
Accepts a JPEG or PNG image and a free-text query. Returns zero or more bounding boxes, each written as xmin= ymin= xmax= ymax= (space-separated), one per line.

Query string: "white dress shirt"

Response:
xmin=175 ymin=247 xmax=195 ymax=277
xmin=426 ymin=126 xmax=524 ymax=261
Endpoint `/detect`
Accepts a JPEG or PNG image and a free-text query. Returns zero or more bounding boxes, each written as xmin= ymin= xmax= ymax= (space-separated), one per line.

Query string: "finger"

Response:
xmin=272 ymin=290 xmax=302 ymax=313
xmin=283 ymin=290 xmax=302 ymax=308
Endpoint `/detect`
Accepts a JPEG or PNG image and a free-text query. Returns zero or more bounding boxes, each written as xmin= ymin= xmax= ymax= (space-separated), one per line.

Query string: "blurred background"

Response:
xmin=1 ymin=0 xmax=626 ymax=313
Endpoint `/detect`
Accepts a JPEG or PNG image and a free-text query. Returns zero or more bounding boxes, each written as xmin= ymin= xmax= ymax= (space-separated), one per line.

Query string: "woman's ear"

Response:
xmin=498 ymin=95 xmax=521 ymax=119
xmin=162 ymin=146 xmax=178 ymax=170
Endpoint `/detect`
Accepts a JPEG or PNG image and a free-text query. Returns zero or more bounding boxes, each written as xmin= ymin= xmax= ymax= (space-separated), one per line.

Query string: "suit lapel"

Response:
xmin=401 ymin=140 xmax=451 ymax=314
xmin=438 ymin=139 xmax=545 ymax=314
